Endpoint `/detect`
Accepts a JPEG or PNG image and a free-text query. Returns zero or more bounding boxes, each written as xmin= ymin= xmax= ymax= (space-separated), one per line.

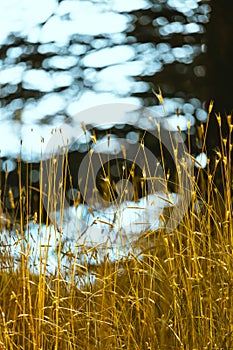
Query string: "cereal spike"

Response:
xmin=152 ymin=87 xmax=164 ymax=105
xmin=208 ymin=100 xmax=214 ymax=115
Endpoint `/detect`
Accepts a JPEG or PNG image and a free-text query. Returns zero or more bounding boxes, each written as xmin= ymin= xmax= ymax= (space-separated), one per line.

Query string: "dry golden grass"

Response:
xmin=0 ymin=111 xmax=232 ymax=349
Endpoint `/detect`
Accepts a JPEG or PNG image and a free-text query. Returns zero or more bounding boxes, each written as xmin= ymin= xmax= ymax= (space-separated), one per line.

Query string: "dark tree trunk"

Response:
xmin=206 ymin=0 xmax=233 ymax=150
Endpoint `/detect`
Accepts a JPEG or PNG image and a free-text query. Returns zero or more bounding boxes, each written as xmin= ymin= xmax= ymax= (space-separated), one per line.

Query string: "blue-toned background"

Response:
xmin=0 ymin=0 xmax=211 ymax=160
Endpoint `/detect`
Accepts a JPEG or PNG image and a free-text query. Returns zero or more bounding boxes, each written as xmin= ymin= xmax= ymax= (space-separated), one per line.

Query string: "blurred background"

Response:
xmin=0 ymin=0 xmax=232 ymax=161
xmin=0 ymin=0 xmax=233 ymax=269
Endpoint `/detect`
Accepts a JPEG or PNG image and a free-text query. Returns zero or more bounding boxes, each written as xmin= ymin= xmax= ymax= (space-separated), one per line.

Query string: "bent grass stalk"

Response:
xmin=0 ymin=112 xmax=232 ymax=349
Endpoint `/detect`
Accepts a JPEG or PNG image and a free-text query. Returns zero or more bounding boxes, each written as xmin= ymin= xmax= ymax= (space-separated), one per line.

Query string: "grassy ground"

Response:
xmin=0 ymin=111 xmax=232 ymax=349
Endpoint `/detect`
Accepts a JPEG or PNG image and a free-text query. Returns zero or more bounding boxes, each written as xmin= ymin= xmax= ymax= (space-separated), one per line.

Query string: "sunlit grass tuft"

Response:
xmin=0 ymin=111 xmax=233 ymax=349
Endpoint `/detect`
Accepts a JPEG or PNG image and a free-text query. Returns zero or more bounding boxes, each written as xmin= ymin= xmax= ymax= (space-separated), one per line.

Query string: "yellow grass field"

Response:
xmin=0 ymin=110 xmax=232 ymax=349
